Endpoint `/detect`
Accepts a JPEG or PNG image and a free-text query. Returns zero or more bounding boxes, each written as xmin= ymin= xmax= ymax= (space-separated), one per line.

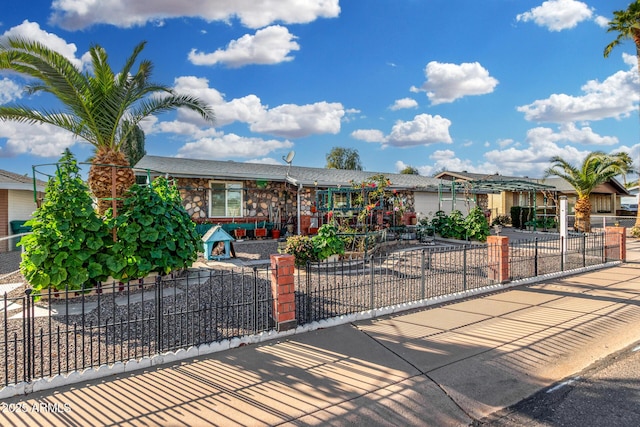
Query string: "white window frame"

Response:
xmin=209 ymin=181 xmax=244 ymax=218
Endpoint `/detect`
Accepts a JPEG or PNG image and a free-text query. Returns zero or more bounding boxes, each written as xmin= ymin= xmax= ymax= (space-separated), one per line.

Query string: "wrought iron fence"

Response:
xmin=296 ymin=243 xmax=494 ymax=325
xmin=296 ymin=231 xmax=620 ymax=325
xmin=0 ymin=230 xmax=622 ymax=389
xmin=1 ymin=268 xmax=274 ymax=387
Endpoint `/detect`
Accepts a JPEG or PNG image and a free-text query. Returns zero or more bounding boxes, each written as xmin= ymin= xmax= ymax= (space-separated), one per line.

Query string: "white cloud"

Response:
xmin=594 ymin=15 xmax=609 ymax=28
xmin=249 ymin=101 xmax=344 ymax=138
xmin=412 ymin=61 xmax=498 ymax=105
xmin=0 ymin=77 xmax=22 ymax=104
xmin=351 ymin=114 xmax=452 ymax=147
xmin=1 ymin=20 xmax=83 ymax=68
xmin=516 ymin=0 xmax=593 ymax=32
xmin=0 ymin=121 xmax=77 ymax=158
xmin=245 ymin=157 xmax=281 ymax=165
xmin=517 ymin=63 xmax=639 ymax=122
xmin=172 ymin=76 xmax=343 ymax=138
xmin=483 ymin=127 xmax=591 ymax=176
xmin=49 ymin=0 xmax=340 ymax=30
xmin=177 ymin=133 xmax=293 ymax=159
xmin=351 ymin=129 xmax=386 ymax=143
xmin=188 ymin=25 xmax=300 ymax=68
xmin=387 ymin=114 xmax=452 ymax=147
xmin=390 ymin=98 xmax=418 ymax=111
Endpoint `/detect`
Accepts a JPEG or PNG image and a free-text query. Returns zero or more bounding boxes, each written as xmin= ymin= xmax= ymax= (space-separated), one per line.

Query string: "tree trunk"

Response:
xmin=88 ymin=148 xmax=135 ymax=216
xmin=574 ymin=196 xmax=591 ymax=233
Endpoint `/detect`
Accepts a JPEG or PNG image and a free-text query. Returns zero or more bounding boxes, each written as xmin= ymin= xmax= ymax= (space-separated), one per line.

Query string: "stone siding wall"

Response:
xmin=177 ymin=178 xmax=316 ymax=221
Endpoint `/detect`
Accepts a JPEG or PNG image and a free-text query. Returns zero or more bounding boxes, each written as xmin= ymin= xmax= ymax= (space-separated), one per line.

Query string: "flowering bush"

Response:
xmin=283 ymin=235 xmax=316 ymax=266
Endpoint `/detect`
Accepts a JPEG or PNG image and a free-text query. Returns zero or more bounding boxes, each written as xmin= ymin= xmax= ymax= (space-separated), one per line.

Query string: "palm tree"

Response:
xmin=0 ymin=38 xmax=214 ymax=214
xmin=545 ymin=152 xmax=632 ymax=232
xmin=604 ymin=1 xmax=640 ymax=228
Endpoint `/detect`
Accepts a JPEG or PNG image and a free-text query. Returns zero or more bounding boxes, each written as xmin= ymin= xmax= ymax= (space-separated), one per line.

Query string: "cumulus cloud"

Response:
xmin=351 ymin=114 xmax=453 ymax=148
xmin=0 ymin=20 xmax=83 ymax=68
xmin=49 ymin=0 xmax=340 ymax=30
xmin=483 ymin=127 xmax=592 ymax=176
xmin=351 ymin=129 xmax=386 ymax=143
xmin=177 ymin=133 xmax=293 ymax=159
xmin=389 ymin=98 xmax=418 ymax=111
xmin=0 ymin=121 xmax=78 ymax=158
xmin=249 ymin=101 xmax=344 ymax=138
xmin=517 ymin=62 xmax=639 ymax=122
xmin=411 ymin=61 xmax=498 ymax=105
xmin=171 ymin=76 xmax=343 ymax=138
xmin=516 ymin=0 xmax=593 ymax=32
xmin=351 ymin=114 xmax=452 ymax=147
xmin=188 ymin=25 xmax=300 ymax=68
xmin=245 ymin=157 xmax=282 ymax=165
xmin=594 ymin=15 xmax=609 ymax=29
xmin=387 ymin=114 xmax=453 ymax=146
xmin=0 ymin=78 xmax=23 ymax=104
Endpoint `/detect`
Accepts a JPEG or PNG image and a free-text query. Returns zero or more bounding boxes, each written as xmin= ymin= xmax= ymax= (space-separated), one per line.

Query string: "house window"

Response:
xmin=592 ymin=194 xmax=611 ymax=213
xmin=209 ymin=182 xmax=243 ymax=217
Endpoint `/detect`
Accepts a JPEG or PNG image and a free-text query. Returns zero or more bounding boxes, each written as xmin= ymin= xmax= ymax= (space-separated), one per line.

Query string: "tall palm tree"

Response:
xmin=0 ymin=38 xmax=214 ymax=214
xmin=605 ymin=1 xmax=640 ymax=227
xmin=545 ymin=152 xmax=632 ymax=232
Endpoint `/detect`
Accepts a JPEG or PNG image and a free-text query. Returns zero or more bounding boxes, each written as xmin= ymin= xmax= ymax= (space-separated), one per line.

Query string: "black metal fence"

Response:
xmin=296 ymin=231 xmax=621 ymax=325
xmin=1 ymin=268 xmax=274 ymax=387
xmin=0 ymin=231 xmax=622 ymax=389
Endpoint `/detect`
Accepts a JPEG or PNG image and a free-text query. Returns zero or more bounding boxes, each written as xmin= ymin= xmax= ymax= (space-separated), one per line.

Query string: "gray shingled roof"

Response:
xmin=135 ymin=155 xmax=444 ymax=191
xmin=0 ymin=169 xmax=46 ymax=191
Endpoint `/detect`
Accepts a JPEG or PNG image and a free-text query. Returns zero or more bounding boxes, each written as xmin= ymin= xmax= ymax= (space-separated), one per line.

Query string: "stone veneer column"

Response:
xmin=270 ymin=254 xmax=297 ymax=331
xmin=605 ymin=226 xmax=626 ymax=262
xmin=487 ymin=235 xmax=509 ymax=283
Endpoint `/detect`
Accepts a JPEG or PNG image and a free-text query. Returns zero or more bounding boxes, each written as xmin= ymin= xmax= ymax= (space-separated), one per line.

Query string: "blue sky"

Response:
xmin=0 ymin=0 xmax=639 ymax=179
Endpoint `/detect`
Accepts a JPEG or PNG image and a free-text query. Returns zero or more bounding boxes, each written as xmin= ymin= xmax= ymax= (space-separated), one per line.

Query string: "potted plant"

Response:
xmin=254 ymin=220 xmax=267 ymax=238
xmin=312 ymin=224 xmax=345 ymax=262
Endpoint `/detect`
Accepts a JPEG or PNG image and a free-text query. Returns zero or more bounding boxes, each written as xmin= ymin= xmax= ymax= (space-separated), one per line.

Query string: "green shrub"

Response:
xmin=19 ymin=150 xmax=112 ymax=293
xmin=491 ymin=214 xmax=511 ymax=227
xmin=109 ymin=177 xmax=200 ymax=279
xmin=312 ymin=224 xmax=345 ymax=260
xmin=464 ymin=207 xmax=491 ymax=242
xmin=283 ymin=235 xmax=316 ymax=266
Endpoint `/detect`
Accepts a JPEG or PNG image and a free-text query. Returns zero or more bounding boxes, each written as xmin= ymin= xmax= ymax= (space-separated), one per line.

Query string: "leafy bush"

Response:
xmin=312 ymin=224 xmax=345 ymax=260
xmin=19 ymin=151 xmax=112 ymax=292
xmin=110 ymin=177 xmax=200 ymax=279
xmin=491 ymin=214 xmax=511 ymax=227
xmin=439 ymin=210 xmax=466 ymax=239
xmin=430 ymin=211 xmax=448 ymax=235
xmin=283 ymin=235 xmax=316 ymax=266
xmin=464 ymin=207 xmax=491 ymax=242
xmin=429 ymin=208 xmax=490 ymax=241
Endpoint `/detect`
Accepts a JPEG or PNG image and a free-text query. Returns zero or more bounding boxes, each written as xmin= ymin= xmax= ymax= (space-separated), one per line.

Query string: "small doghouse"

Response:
xmin=202 ymin=226 xmax=235 ymax=260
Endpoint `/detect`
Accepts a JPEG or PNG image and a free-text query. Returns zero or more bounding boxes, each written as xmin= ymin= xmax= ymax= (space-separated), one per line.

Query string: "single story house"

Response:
xmin=434 ymin=170 xmax=630 ymax=219
xmin=134 ymin=155 xmax=477 ymax=235
xmin=0 ymin=169 xmax=46 ymax=250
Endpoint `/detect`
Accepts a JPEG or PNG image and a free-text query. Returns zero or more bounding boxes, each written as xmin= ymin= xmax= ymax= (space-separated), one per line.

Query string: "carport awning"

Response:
xmin=468 ymin=179 xmax=555 ymax=192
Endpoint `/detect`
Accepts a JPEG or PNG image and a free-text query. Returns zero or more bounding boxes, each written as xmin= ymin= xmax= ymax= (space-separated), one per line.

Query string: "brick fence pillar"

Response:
xmin=605 ymin=226 xmax=626 ymax=262
xmin=487 ymin=235 xmax=509 ymax=283
xmin=270 ymin=254 xmax=298 ymax=332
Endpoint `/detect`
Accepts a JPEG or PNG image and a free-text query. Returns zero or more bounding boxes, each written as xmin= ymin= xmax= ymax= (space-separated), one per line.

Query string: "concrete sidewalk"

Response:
xmin=2 ymin=243 xmax=640 ymax=426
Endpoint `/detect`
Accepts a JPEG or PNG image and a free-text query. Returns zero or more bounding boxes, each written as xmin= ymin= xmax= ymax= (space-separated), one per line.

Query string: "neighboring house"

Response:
xmin=134 ymin=155 xmax=478 ymax=234
xmin=434 ymin=170 xmax=630 ymax=218
xmin=0 ymin=169 xmax=46 ymax=250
